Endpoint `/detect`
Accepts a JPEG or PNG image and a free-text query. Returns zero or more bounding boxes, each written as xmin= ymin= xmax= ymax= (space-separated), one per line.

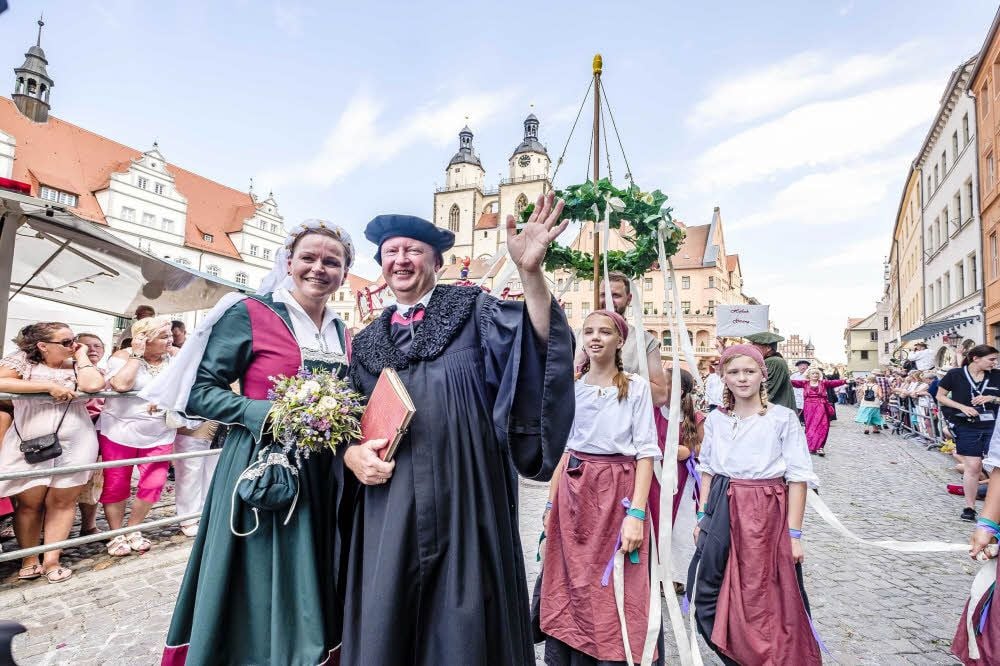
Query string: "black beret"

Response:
xmin=365 ymin=214 xmax=456 ymax=263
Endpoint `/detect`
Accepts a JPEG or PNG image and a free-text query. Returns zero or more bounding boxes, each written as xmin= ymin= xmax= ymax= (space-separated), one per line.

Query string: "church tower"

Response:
xmin=433 ymin=126 xmax=486 ymax=263
xmin=12 ymin=17 xmax=54 ymax=123
xmin=499 ymin=114 xmax=550 ymax=227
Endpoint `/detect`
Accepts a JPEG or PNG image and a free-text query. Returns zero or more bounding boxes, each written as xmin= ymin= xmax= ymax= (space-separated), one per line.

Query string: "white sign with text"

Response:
xmin=715 ymin=304 xmax=770 ymax=337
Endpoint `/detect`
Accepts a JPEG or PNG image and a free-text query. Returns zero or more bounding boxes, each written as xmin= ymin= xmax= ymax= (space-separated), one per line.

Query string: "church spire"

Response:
xmin=12 ymin=15 xmax=55 ymax=122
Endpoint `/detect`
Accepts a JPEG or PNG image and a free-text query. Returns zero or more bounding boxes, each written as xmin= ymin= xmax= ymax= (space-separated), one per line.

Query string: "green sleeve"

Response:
xmin=186 ymin=302 xmax=272 ymax=443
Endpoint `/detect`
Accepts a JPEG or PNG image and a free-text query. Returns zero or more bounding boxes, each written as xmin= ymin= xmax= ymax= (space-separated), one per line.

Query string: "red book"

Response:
xmin=360 ymin=367 xmax=416 ymax=462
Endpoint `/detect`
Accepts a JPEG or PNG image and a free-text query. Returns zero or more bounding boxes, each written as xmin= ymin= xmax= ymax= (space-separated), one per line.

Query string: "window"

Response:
xmin=942 ymin=151 xmax=947 ymax=175
xmin=884 ymin=342 xmax=890 ymax=353
xmin=175 ymin=257 xmax=191 ymax=267
xmin=206 ymin=265 xmax=220 ymax=277
xmin=121 ymin=207 xmax=136 ymax=222
xmin=972 ymin=252 xmax=979 ymax=289
xmin=707 ymin=299 xmax=715 ymax=315
xmin=137 ymin=176 xmax=148 ymax=190
xmin=955 ymin=192 xmax=963 ymax=230
xmin=662 ymin=330 xmax=672 ymax=348
xmin=643 ymin=278 xmax=652 ymax=291
xmin=263 ymin=248 xmax=272 ymax=261
xmin=942 ymin=206 xmax=950 ymax=235
xmin=202 ymin=233 xmax=214 ymax=242
xmin=944 ymin=271 xmax=951 ymax=306
xmin=957 ymin=261 xmax=966 ymax=298
xmin=934 ymin=165 xmax=939 ymax=188
xmin=573 ymin=281 xmax=579 ymax=292
xmin=448 ymin=204 xmax=460 ymax=233
xmin=870 ymin=331 xmax=878 ymax=341
xmin=557 ymin=278 xmax=564 ymax=289
xmin=582 ymin=302 xmax=591 ymax=315
xmin=644 ymin=301 xmax=654 ymax=313
xmin=142 ymin=213 xmax=156 ymax=227
xmin=953 ymin=131 xmax=960 ymax=158
xmin=154 ymin=182 xmax=164 ymax=195
xmin=271 ymin=223 xmax=279 ymax=234
xmin=343 ymin=311 xmax=350 ymax=321
xmin=964 ymin=113 xmax=971 ymax=144
xmin=983 ymin=84 xmax=990 ymax=116
xmin=927 ymin=177 xmax=933 ymax=197
xmin=250 ymin=244 xmax=259 ymax=257
xmin=39 ymin=186 xmax=78 ymax=207
xmin=235 ymin=272 xmax=248 ymax=286
xmin=934 ymin=218 xmax=941 ymax=248
xmin=482 ymin=231 xmax=488 ymax=238
xmin=515 ymin=194 xmax=529 ymax=214
xmin=708 ymin=276 xmax=715 ymax=289
xmin=563 ymin=303 xmax=572 ymax=318
xmin=883 ymin=316 xmax=889 ymax=331
xmin=989 ymin=153 xmax=996 ymax=186
xmin=259 ymin=220 xmax=267 ymax=230
xmin=681 ymin=276 xmax=690 ymax=289
xmin=860 ymin=350 xmax=870 ymax=360
xmin=161 ymin=218 xmax=175 ymax=233
xmin=681 ymin=301 xmax=691 ymax=314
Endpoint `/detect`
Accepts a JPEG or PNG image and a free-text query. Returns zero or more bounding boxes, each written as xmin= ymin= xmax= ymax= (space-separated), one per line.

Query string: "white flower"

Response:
xmin=318 ymin=396 xmax=339 ymax=411
xmin=301 ymin=380 xmax=321 ymax=395
xmin=641 ymin=193 xmax=655 ymax=205
xmin=606 ymin=196 xmax=626 ymax=212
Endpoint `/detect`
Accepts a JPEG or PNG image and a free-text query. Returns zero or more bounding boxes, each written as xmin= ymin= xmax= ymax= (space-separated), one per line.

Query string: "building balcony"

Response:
xmin=499 ymin=174 xmax=548 ymax=186
xmin=434 ymin=183 xmax=480 ymax=193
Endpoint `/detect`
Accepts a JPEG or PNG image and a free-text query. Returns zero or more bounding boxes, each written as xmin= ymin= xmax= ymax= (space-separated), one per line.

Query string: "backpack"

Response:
xmin=863 ymin=388 xmax=876 ymax=401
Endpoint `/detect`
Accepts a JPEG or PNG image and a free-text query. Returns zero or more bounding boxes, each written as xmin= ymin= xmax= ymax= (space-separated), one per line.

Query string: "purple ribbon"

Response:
xmin=980 ymin=586 xmax=995 ymax=634
xmin=807 ymin=614 xmax=830 ymax=654
xmin=681 ymin=594 xmax=690 ymax=615
xmin=686 ymin=456 xmax=701 ymax=507
xmin=601 ymin=498 xmax=632 ymax=587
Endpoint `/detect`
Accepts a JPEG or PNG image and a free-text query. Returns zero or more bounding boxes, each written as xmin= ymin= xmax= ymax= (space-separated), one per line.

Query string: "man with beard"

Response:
xmin=341 ymin=193 xmax=575 ymax=666
xmin=745 ymin=331 xmax=797 ymax=411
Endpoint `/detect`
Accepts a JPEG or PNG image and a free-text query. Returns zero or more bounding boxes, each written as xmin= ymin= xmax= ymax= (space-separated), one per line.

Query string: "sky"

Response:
xmin=1 ymin=0 xmax=998 ymax=361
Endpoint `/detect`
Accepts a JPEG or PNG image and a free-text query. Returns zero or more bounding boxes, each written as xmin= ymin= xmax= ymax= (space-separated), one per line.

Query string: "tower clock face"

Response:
xmin=518 ymin=155 xmax=531 ymax=167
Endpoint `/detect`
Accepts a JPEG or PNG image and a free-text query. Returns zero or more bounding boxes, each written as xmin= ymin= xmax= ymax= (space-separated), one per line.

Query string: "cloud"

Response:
xmin=814 ymin=236 xmax=887 ymax=269
xmin=261 ymin=86 xmax=519 ymax=189
xmin=688 ymin=43 xmax=917 ymax=130
xmin=691 ymin=81 xmax=939 ymax=190
xmin=730 ymin=154 xmax=911 ymax=231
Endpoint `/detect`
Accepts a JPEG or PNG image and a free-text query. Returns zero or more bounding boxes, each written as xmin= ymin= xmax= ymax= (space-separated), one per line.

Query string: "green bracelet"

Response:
xmin=626 ymin=507 xmax=646 ymax=521
xmin=696 ymin=511 xmax=706 ymax=521
xmin=980 ymin=517 xmax=1000 ymax=531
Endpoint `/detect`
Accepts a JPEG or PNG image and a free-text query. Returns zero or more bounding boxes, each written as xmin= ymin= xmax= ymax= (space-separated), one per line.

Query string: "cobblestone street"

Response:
xmin=0 ymin=406 xmax=985 ymax=664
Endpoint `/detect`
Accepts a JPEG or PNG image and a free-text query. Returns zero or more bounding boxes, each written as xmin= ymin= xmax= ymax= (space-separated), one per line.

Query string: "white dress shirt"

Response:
xmin=566 ymin=374 xmax=661 ymax=460
xmin=790 ymin=371 xmax=807 ymax=409
xmin=696 ymin=404 xmax=819 ymax=487
xmin=910 ymin=348 xmax=936 ymax=371
xmin=705 ymin=373 xmax=724 ymax=407
xmin=273 ymin=288 xmax=346 ymax=364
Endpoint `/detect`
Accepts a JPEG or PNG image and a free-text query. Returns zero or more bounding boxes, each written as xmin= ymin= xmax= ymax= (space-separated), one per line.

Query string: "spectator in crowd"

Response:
xmin=170 ymin=320 xmax=187 ymax=349
xmin=936 ymin=344 xmax=1000 ymax=522
xmin=846 ymin=375 xmax=858 ymax=405
xmin=134 ymin=305 xmax=155 ymax=320
xmin=910 ymin=341 xmax=936 ymax=371
xmin=99 ymin=316 xmax=177 ymax=556
xmin=875 ymin=370 xmax=893 ymax=421
xmin=74 ymin=332 xmax=108 ymax=537
xmin=172 ymin=419 xmax=220 ymax=537
xmin=790 ymin=360 xmax=810 ymax=420
xmin=855 ymin=376 xmax=885 ymax=435
xmin=0 ymin=322 xmax=106 ymax=582
xmin=118 ymin=338 xmax=132 ymax=352
xmin=704 ymin=360 xmax=723 ymax=412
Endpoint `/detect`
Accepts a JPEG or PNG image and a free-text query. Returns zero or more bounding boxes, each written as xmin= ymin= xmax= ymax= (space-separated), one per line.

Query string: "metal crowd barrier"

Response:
xmin=0 ymin=390 xmax=222 ymax=563
xmin=887 ymin=401 xmax=947 ymax=448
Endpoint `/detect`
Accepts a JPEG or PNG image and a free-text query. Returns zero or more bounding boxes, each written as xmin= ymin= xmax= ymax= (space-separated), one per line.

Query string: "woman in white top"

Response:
xmin=99 ymin=315 xmax=177 ymax=556
xmin=539 ymin=309 xmax=662 ymax=665
xmin=687 ymin=344 xmax=821 ymax=665
xmin=0 ymin=322 xmax=106 ymax=582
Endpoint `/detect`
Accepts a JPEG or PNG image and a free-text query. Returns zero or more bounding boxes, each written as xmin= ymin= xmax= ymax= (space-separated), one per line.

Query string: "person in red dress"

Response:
xmin=791 ymin=367 xmax=845 ymax=456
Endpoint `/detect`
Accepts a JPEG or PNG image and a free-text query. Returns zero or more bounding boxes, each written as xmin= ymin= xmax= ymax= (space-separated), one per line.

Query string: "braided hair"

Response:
xmin=719 ymin=354 xmax=769 ymax=416
xmin=576 ymin=347 xmax=630 ymax=402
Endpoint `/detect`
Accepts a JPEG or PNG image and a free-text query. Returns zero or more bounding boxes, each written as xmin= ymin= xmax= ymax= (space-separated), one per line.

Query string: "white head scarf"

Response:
xmin=139 ymin=219 xmax=355 ymax=420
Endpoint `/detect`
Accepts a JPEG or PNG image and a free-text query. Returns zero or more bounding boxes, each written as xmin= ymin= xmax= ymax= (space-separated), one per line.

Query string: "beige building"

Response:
xmin=778 ymin=334 xmax=815 ymax=363
xmin=894 ymin=166 xmax=925 ymax=339
xmin=844 ymin=313 xmax=880 ymax=376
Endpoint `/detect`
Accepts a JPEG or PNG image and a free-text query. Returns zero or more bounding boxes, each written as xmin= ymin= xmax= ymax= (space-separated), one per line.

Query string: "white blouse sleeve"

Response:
xmin=629 ymin=376 xmax=661 ymax=460
xmin=778 ymin=408 xmax=819 ymax=488
xmin=103 ymin=356 xmax=128 ymax=381
xmin=695 ymin=411 xmax=717 ymax=476
xmin=985 ymin=427 xmax=1000 ymax=473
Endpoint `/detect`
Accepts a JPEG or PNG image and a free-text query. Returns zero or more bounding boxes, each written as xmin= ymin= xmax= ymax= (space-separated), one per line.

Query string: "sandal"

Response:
xmin=17 ymin=564 xmax=42 ymax=580
xmin=126 ymin=531 xmax=151 ymax=553
xmin=107 ymin=534 xmax=131 ymax=557
xmin=43 ymin=567 xmax=72 ymax=583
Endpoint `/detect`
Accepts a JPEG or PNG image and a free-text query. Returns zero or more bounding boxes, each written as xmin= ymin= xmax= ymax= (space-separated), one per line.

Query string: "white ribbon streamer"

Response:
xmin=966 ymin=558 xmax=996 ymax=660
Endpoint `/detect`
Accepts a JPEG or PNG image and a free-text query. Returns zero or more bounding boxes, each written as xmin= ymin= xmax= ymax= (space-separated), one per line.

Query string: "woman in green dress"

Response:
xmin=143 ymin=220 xmax=357 ymax=666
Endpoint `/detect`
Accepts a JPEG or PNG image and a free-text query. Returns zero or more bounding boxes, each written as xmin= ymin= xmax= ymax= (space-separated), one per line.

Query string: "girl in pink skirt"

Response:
xmin=540 ymin=309 xmax=662 ymax=665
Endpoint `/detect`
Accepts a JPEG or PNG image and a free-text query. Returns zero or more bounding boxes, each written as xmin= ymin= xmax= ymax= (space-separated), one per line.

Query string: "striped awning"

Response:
xmin=901 ymin=315 xmax=978 ymax=342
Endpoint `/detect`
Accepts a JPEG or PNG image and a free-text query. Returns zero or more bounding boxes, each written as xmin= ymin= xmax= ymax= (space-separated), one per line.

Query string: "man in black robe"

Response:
xmin=342 ymin=193 xmax=575 ymax=665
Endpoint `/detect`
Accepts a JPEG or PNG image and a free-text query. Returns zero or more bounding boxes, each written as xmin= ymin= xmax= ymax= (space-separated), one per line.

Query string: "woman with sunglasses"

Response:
xmin=0 ymin=322 xmax=106 ymax=583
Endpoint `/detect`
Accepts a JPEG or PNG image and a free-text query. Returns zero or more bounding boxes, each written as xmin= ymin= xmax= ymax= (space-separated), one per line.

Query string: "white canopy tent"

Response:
xmin=0 ymin=190 xmax=252 ymax=347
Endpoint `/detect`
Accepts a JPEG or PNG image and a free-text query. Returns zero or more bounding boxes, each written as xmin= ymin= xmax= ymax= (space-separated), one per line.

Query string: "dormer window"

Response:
xmin=137 ymin=177 xmax=148 ymax=190
xmin=39 ymin=186 xmax=78 ymax=207
xmin=154 ymin=183 xmax=164 ymax=195
xmin=203 ymin=233 xmax=214 ymax=242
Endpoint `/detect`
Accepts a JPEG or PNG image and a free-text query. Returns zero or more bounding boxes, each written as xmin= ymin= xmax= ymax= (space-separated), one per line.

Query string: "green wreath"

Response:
xmin=519 ymin=178 xmax=684 ymax=280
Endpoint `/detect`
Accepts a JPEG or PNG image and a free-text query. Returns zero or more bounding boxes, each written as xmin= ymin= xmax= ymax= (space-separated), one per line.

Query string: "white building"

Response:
xmin=916 ymin=56 xmax=985 ymax=346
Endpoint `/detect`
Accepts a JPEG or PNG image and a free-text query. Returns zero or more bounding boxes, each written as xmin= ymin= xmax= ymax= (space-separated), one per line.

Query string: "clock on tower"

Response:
xmin=518 ymin=154 xmax=531 ymax=168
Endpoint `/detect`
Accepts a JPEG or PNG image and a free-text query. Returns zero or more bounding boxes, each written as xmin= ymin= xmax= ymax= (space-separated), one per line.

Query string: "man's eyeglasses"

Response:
xmin=44 ymin=339 xmax=75 ymax=348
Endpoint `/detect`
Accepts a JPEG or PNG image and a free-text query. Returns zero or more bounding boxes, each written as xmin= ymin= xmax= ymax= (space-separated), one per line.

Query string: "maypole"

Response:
xmin=592 ymin=54 xmax=602 ymax=308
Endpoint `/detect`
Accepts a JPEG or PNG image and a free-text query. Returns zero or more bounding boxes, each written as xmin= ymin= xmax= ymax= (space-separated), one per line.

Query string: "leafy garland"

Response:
xmin=519 ymin=178 xmax=684 ymax=280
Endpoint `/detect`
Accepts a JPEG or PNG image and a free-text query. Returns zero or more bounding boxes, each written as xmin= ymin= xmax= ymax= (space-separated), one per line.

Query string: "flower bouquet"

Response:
xmin=267 ymin=368 xmax=364 ymax=463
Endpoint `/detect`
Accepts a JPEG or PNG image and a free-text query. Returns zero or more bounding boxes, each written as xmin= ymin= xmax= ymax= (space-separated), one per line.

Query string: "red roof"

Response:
xmin=475 ymin=212 xmax=500 ymax=230
xmin=345 ymin=273 xmax=374 ymax=293
xmin=726 ymin=254 xmax=740 ymax=272
xmin=0 ymin=97 xmax=255 ymax=259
